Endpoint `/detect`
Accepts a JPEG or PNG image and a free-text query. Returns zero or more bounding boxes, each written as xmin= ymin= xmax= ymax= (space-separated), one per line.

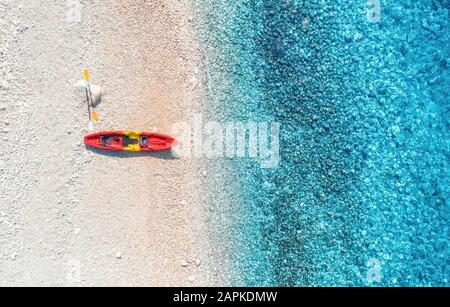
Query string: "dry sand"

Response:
xmin=0 ymin=0 xmax=218 ymax=286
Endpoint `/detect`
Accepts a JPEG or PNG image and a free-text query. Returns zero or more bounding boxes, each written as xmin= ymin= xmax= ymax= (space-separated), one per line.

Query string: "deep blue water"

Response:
xmin=194 ymin=0 xmax=449 ymax=286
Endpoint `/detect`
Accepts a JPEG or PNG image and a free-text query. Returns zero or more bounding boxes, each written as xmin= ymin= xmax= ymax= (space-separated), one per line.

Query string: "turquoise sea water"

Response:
xmin=194 ymin=0 xmax=449 ymax=286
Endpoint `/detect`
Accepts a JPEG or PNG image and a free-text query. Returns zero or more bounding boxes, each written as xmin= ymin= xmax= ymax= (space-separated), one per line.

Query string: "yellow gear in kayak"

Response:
xmin=123 ymin=131 xmax=142 ymax=152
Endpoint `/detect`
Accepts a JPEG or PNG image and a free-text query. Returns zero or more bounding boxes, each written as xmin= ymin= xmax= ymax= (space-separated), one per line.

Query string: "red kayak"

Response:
xmin=84 ymin=131 xmax=175 ymax=152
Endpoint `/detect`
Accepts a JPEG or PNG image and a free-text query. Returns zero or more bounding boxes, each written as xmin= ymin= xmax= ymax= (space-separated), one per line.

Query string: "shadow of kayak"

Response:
xmin=85 ymin=146 xmax=179 ymax=160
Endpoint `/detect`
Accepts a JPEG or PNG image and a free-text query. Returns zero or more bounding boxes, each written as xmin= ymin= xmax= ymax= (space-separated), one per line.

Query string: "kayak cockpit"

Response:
xmin=122 ymin=135 xmax=149 ymax=148
xmin=123 ymin=135 xmax=144 ymax=147
xmin=100 ymin=135 xmax=120 ymax=146
xmin=140 ymin=136 xmax=149 ymax=147
xmin=100 ymin=135 xmax=112 ymax=145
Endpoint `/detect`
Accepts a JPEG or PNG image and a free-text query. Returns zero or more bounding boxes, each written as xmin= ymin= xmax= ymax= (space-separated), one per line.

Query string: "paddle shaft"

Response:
xmin=85 ymin=86 xmax=91 ymax=120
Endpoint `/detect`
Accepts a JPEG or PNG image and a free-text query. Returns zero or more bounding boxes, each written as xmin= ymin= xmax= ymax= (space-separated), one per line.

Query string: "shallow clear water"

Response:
xmin=194 ymin=0 xmax=449 ymax=286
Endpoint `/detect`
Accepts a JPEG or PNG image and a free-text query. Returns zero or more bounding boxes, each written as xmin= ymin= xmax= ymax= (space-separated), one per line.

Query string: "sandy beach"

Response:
xmin=0 ymin=0 xmax=216 ymax=286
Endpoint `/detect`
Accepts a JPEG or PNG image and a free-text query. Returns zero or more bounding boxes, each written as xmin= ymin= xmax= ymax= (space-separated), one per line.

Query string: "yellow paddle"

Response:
xmin=83 ymin=68 xmax=90 ymax=82
xmin=83 ymin=68 xmax=99 ymax=122
xmin=83 ymin=69 xmax=92 ymax=121
xmin=92 ymin=108 xmax=99 ymax=122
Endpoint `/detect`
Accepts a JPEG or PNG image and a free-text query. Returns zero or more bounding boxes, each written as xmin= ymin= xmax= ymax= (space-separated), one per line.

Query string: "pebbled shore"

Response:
xmin=0 ymin=0 xmax=217 ymax=286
